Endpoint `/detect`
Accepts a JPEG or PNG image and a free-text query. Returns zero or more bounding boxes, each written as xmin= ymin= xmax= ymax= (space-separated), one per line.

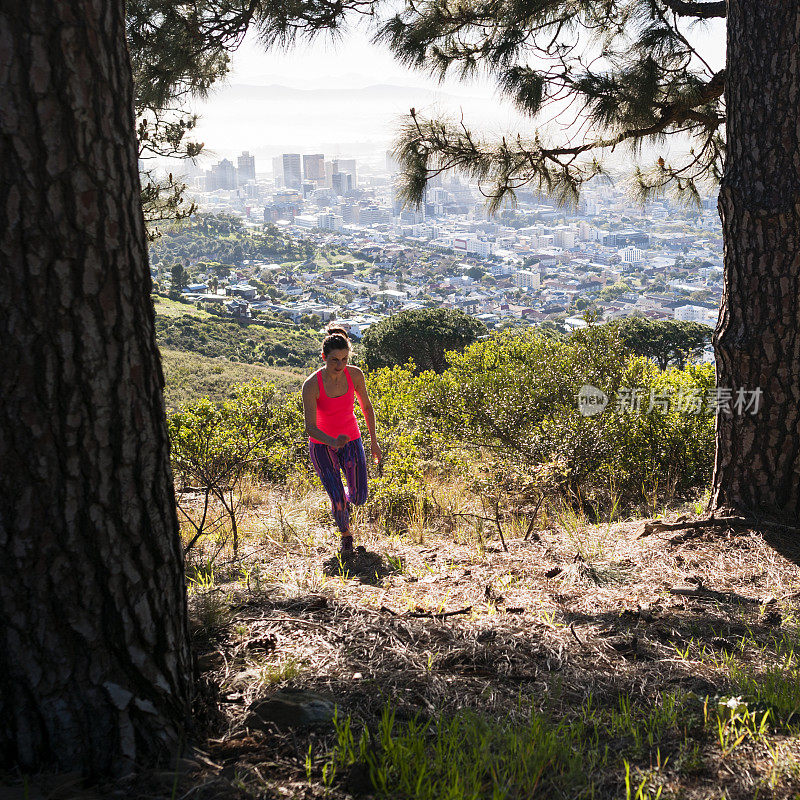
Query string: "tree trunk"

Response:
xmin=712 ymin=0 xmax=800 ymax=523
xmin=0 ymin=0 xmax=191 ymax=775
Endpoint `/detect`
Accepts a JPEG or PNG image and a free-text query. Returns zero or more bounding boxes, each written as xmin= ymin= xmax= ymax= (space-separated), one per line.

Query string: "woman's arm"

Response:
xmin=350 ymin=367 xmax=382 ymax=463
xmin=302 ymin=378 xmax=347 ymax=448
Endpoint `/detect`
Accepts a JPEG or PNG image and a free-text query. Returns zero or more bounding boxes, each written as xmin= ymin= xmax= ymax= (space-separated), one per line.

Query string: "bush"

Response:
xmin=417 ymin=325 xmax=715 ymax=509
xmin=168 ymin=380 xmax=307 ymax=551
xmin=367 ymin=431 xmax=425 ymax=531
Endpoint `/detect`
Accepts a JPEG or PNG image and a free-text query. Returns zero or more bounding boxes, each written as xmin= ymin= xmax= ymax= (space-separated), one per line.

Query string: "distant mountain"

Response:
xmin=229 ymin=82 xmax=491 ymax=103
xmin=190 ymin=82 xmax=526 ymax=157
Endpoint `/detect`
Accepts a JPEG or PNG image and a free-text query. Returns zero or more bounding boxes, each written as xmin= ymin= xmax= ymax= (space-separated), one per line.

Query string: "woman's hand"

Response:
xmin=332 ymin=434 xmax=349 ymax=450
xmin=370 ymin=440 xmax=382 ymax=464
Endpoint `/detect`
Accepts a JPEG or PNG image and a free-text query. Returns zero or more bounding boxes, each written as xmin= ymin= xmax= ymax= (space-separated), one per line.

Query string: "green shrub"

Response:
xmin=367 ymin=431 xmax=425 ymax=531
xmin=418 ymin=325 xmax=715 ymax=509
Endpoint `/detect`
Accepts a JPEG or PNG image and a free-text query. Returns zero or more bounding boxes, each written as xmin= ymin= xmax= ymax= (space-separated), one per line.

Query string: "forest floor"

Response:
xmin=9 ymin=484 xmax=800 ymax=800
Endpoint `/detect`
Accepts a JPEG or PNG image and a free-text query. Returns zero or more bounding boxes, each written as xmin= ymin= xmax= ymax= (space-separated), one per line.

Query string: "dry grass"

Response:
xmin=32 ymin=478 xmax=800 ymax=800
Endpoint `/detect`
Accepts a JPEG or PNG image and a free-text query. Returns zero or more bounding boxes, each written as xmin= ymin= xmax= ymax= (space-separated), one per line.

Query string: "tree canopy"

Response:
xmin=361 ymin=308 xmax=487 ymax=373
xmin=618 ymin=317 xmax=712 ymax=370
xmin=128 ymin=1 xmax=728 ymax=219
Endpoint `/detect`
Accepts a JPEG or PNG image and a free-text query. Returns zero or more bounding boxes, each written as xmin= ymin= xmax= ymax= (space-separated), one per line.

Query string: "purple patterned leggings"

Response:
xmin=308 ymin=437 xmax=369 ymax=533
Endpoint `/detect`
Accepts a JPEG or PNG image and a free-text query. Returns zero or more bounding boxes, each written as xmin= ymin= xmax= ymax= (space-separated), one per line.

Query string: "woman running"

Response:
xmin=302 ymin=325 xmax=382 ymax=554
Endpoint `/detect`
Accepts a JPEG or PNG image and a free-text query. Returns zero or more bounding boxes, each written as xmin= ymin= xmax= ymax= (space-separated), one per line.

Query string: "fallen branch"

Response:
xmin=406 ymin=606 xmax=473 ymax=619
xmin=568 ymin=622 xmax=586 ymax=648
xmin=637 ymin=516 xmax=748 ymax=538
xmin=668 ymin=586 xmax=759 ymax=605
xmin=259 ymin=615 xmax=342 ymax=636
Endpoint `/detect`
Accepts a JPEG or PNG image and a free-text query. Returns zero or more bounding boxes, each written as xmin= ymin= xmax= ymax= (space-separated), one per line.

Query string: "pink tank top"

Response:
xmin=309 ymin=367 xmax=362 ymax=445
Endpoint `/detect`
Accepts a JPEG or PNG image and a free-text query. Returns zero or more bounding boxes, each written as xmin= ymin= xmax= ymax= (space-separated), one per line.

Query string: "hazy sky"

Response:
xmin=187 ymin=17 xmax=726 ymax=167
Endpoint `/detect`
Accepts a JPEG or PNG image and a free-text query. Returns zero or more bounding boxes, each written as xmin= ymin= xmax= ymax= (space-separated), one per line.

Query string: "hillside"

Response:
xmin=14 ymin=325 xmax=800 ymax=799
xmin=160 ymin=348 xmax=304 ymax=411
xmin=152 ymin=298 xmax=322 ymax=369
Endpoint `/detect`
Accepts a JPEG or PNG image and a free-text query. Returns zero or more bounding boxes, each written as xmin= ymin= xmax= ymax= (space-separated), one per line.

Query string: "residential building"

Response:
xmin=620 ymin=246 xmax=645 ymax=265
xmin=514 ymin=268 xmax=541 ymax=289
xmin=317 ymin=211 xmax=344 ymax=231
xmin=553 ymin=228 xmax=577 ymax=249
xmin=674 ymin=305 xmax=717 ymax=324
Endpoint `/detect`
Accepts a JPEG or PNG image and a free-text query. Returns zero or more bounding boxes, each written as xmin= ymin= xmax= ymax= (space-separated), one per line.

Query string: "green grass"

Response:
xmin=160 ymin=348 xmax=303 ymax=411
xmin=320 ymin=693 xmax=695 ymax=799
xmin=724 ymin=631 xmax=800 ymax=728
xmin=152 ymin=295 xmax=212 ymax=319
xmin=325 ymin=704 xmax=593 ymax=799
xmin=154 ymin=310 xmax=321 ymax=369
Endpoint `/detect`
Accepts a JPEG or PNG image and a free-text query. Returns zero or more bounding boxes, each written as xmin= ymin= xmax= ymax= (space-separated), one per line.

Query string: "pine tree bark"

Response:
xmin=712 ymin=0 xmax=800 ymax=523
xmin=0 ymin=0 xmax=191 ymax=775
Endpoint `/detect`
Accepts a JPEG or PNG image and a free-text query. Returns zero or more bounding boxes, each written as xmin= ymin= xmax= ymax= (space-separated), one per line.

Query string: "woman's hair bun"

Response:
xmin=322 ymin=325 xmax=352 ymax=355
xmin=325 ymin=325 xmax=350 ymax=340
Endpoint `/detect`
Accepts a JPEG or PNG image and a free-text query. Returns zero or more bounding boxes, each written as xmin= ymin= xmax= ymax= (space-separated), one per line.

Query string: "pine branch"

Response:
xmin=575 ymin=68 xmax=725 ymax=155
xmin=659 ymin=0 xmax=726 ymax=19
xmin=395 ymin=68 xmax=725 ymax=211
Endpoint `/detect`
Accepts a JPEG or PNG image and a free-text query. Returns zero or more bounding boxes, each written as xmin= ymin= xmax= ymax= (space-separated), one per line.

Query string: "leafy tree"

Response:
xmin=171 ymin=262 xmax=187 ymax=291
xmin=383 ymin=0 xmax=800 ymax=523
xmin=362 ymin=308 xmax=487 ymax=373
xmin=1 ymin=0 xmax=190 ymax=773
xmin=618 ymin=318 xmax=712 ymax=370
xmin=599 ymin=282 xmax=634 ymax=301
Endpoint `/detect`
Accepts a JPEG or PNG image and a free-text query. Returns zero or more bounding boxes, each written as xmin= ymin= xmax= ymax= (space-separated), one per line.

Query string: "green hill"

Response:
xmin=152 ymin=300 xmax=321 ymax=369
xmin=160 ymin=348 xmax=304 ymax=411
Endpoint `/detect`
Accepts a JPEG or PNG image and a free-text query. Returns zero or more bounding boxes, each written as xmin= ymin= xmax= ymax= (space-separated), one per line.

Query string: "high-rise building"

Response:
xmin=282 ymin=153 xmax=302 ymax=190
xmin=272 ymin=156 xmax=284 ymax=187
xmin=206 ymin=158 xmax=236 ymax=191
xmin=237 ymin=151 xmax=256 ymax=183
xmin=303 ymin=153 xmax=325 ymax=182
xmin=334 ymin=158 xmax=357 ymax=187
xmin=331 ymin=171 xmax=353 ymax=196
xmin=324 ymin=160 xmax=336 ymax=189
